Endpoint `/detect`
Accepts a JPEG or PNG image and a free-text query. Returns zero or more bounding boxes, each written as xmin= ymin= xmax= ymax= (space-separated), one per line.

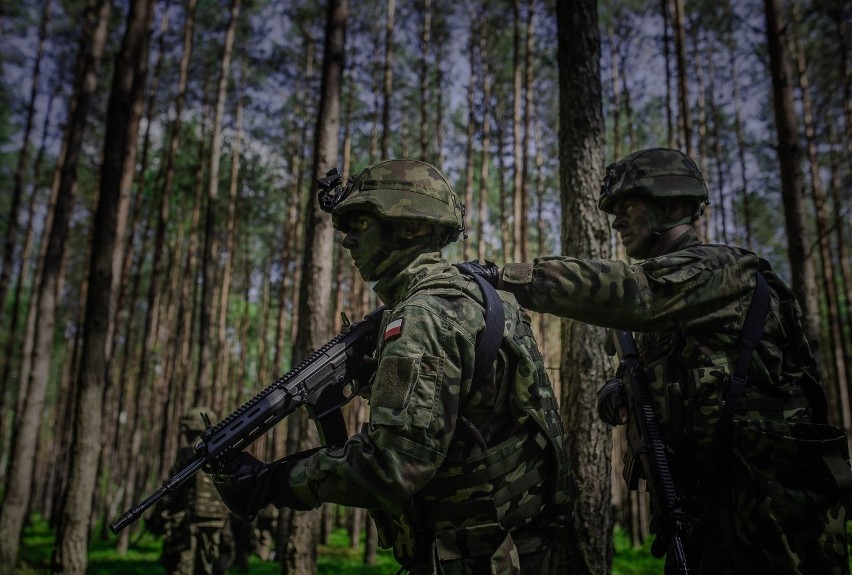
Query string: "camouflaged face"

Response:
xmin=332 ymin=159 xmax=465 ymax=240
xmin=599 ymin=147 xmax=709 ymax=213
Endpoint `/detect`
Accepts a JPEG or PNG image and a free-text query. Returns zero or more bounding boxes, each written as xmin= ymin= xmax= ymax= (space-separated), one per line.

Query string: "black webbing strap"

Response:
xmin=716 ymin=272 xmax=771 ymax=442
xmin=453 ymin=266 xmax=505 ymax=388
xmin=468 ymin=273 xmax=505 ymax=387
xmin=449 ymin=268 xmax=505 ymax=449
xmin=693 ymin=273 xmax=771 ymax=504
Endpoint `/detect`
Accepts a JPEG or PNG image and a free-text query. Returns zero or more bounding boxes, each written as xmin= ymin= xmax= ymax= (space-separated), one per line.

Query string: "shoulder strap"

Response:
xmin=451 ymin=267 xmax=505 ymax=448
xmin=690 ymin=273 xmax=771 ymax=512
xmin=716 ymin=272 xmax=771 ymax=439
xmin=468 ymin=274 xmax=505 ymax=387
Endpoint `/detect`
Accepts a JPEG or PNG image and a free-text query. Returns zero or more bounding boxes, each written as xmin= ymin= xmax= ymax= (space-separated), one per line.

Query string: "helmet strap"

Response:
xmin=644 ymin=199 xmax=697 ymax=234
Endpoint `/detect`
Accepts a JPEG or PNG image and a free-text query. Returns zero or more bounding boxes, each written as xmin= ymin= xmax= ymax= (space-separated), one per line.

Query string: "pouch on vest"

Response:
xmin=732 ymin=420 xmax=852 ymax=496
xmin=433 ymin=523 xmax=520 ymax=575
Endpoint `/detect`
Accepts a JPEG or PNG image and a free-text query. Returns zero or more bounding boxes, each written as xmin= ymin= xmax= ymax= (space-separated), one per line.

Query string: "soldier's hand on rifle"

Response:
xmin=211 ymin=451 xmax=315 ymax=520
xmin=456 ymin=260 xmax=501 ymax=288
xmin=596 ymin=377 xmax=628 ymax=425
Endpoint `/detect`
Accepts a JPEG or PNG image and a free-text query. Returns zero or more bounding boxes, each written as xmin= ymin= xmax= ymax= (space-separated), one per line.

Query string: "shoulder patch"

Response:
xmin=384 ymin=318 xmax=405 ymax=341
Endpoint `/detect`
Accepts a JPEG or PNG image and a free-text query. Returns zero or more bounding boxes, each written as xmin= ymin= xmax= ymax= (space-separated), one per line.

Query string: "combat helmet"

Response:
xmin=180 ymin=407 xmax=215 ymax=434
xmin=318 ymin=159 xmax=465 ymax=248
xmin=599 ymin=148 xmax=709 ymax=220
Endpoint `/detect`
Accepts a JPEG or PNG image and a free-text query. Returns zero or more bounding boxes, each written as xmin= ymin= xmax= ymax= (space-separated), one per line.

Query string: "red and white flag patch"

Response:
xmin=384 ymin=318 xmax=405 ymax=341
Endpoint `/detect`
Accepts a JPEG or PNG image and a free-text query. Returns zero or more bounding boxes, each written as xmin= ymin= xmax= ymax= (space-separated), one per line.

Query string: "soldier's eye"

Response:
xmin=613 ymin=201 xmax=638 ymax=218
xmin=351 ymin=216 xmax=373 ymax=231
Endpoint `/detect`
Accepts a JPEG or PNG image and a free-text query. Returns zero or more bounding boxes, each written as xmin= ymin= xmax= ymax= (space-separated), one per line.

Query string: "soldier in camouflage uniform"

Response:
xmin=210 ymin=159 xmax=573 ymax=574
xmin=462 ymin=147 xmax=851 ymax=574
xmin=148 ymin=408 xmax=230 ymax=575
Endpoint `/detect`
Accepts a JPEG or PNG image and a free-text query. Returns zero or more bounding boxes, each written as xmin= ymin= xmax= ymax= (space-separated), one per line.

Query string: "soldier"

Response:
xmin=461 ymin=147 xmax=851 ymax=574
xmin=148 ymin=408 xmax=230 ymax=575
xmin=211 ymin=159 xmax=573 ymax=574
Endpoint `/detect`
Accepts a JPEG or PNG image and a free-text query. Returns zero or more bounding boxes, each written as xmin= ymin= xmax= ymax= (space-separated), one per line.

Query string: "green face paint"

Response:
xmin=340 ymin=212 xmax=390 ymax=281
xmin=610 ymin=198 xmax=655 ymax=259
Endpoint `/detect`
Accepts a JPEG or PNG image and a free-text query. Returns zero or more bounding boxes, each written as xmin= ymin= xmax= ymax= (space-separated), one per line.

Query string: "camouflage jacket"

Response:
xmin=288 ymin=251 xmax=570 ymax=569
xmin=500 ymin=228 xmax=822 ymax=454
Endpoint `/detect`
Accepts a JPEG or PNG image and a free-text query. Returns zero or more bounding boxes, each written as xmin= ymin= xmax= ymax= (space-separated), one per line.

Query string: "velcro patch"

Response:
xmin=384 ymin=318 xmax=404 ymax=341
xmin=371 ymin=356 xmax=416 ymax=410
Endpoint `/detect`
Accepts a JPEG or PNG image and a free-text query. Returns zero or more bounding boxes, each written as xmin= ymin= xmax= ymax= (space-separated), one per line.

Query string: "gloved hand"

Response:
xmin=455 ymin=260 xmax=501 ymax=288
xmin=353 ymin=354 xmax=378 ymax=387
xmin=211 ymin=451 xmax=315 ymax=520
xmin=596 ymin=377 xmax=628 ymax=426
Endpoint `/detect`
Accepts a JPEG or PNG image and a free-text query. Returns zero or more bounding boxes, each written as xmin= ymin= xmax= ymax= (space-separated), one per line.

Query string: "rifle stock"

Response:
xmin=611 ymin=329 xmax=691 ymax=575
xmin=110 ymin=306 xmax=385 ymax=534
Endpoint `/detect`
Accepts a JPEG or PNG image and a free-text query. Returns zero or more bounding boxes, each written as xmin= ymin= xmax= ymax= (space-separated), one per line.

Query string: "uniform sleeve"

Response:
xmin=287 ymin=298 xmax=476 ymax=510
xmin=501 ymin=249 xmax=753 ymax=332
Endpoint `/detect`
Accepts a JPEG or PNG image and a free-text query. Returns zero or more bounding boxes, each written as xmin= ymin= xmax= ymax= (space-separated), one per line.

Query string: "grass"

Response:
xmin=11 ymin=516 xmax=852 ymax=574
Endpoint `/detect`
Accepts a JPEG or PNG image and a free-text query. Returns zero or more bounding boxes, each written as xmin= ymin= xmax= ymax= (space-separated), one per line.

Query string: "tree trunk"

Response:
xmin=52 ymin=1 xmax=153 ymax=573
xmin=418 ymin=0 xmax=431 ymax=161
xmin=215 ymin=61 xmax=246 ymax=410
xmin=763 ymin=0 xmax=822 ymax=358
xmin=511 ymin=0 xmax=524 ymax=263
xmin=790 ymin=2 xmax=851 ymax=441
xmin=517 ymin=0 xmax=535 ymax=263
xmin=0 ymin=82 xmax=59 ymax=471
xmin=197 ymin=0 xmax=240 ymax=406
xmin=379 ymin=0 xmax=395 ymax=158
xmin=671 ymin=0 xmax=691 ymax=156
xmin=0 ymin=0 xmax=51 ymax=328
xmin=477 ymin=17 xmax=491 ymax=264
xmin=723 ymin=0 xmax=752 ymax=249
xmin=0 ymin=1 xmax=112 ymax=571
xmin=462 ymin=23 xmax=476 ymax=262
xmin=556 ymin=1 xmax=612 ymax=574
xmin=661 ymin=0 xmax=675 ymax=148
xmin=282 ymin=0 xmax=347 ymax=572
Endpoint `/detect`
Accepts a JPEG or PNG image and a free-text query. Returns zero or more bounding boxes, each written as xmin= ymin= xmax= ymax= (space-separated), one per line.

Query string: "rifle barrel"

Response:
xmin=109 ymin=457 xmax=205 ymax=534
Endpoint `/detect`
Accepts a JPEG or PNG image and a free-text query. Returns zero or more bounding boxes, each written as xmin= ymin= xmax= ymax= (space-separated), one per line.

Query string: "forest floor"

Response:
xmin=11 ymin=516 xmax=852 ymax=574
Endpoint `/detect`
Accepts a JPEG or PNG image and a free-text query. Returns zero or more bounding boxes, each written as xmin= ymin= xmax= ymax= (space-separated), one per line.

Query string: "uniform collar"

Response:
xmin=666 ymin=226 xmax=701 ymax=252
xmin=373 ymin=250 xmax=446 ymax=306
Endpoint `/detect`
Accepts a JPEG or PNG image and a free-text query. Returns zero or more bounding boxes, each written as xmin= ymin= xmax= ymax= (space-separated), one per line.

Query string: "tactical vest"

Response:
xmin=639 ymin=255 xmax=820 ymax=455
xmin=372 ymin=284 xmax=573 ymax=568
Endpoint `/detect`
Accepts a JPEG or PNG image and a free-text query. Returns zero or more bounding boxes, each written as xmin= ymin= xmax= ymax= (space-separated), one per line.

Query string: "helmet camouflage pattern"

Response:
xmin=599 ymin=147 xmax=710 ymax=214
xmin=327 ymin=159 xmax=465 ymax=247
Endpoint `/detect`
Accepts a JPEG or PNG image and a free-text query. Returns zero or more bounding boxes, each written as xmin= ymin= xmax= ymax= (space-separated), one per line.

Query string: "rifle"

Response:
xmin=110 ymin=306 xmax=384 ymax=534
xmin=610 ymin=329 xmax=691 ymax=575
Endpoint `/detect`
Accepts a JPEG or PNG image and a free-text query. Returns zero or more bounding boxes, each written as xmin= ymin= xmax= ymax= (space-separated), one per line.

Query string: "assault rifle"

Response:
xmin=610 ymin=329 xmax=691 ymax=575
xmin=110 ymin=306 xmax=384 ymax=534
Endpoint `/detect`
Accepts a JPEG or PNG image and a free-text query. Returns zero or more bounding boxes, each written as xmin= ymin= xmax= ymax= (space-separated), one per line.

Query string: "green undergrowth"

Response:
xmin=12 ymin=515 xmax=852 ymax=574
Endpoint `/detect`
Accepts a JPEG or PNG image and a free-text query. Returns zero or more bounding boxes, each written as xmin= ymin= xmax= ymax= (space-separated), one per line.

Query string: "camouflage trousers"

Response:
xmin=160 ymin=522 xmax=223 ymax=575
xmin=665 ymin=422 xmax=851 ymax=575
xmin=404 ymin=529 xmax=559 ymax=575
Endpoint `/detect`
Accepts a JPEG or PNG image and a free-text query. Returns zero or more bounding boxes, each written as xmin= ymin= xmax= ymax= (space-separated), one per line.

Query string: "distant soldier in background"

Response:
xmin=147 ymin=408 xmax=229 ymax=575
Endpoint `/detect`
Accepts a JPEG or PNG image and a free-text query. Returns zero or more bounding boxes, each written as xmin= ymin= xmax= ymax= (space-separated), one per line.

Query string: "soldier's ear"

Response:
xmin=662 ymin=199 xmax=690 ymax=222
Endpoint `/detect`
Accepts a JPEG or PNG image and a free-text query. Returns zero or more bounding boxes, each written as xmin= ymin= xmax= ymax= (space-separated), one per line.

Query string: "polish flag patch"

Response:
xmin=384 ymin=318 xmax=405 ymax=341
